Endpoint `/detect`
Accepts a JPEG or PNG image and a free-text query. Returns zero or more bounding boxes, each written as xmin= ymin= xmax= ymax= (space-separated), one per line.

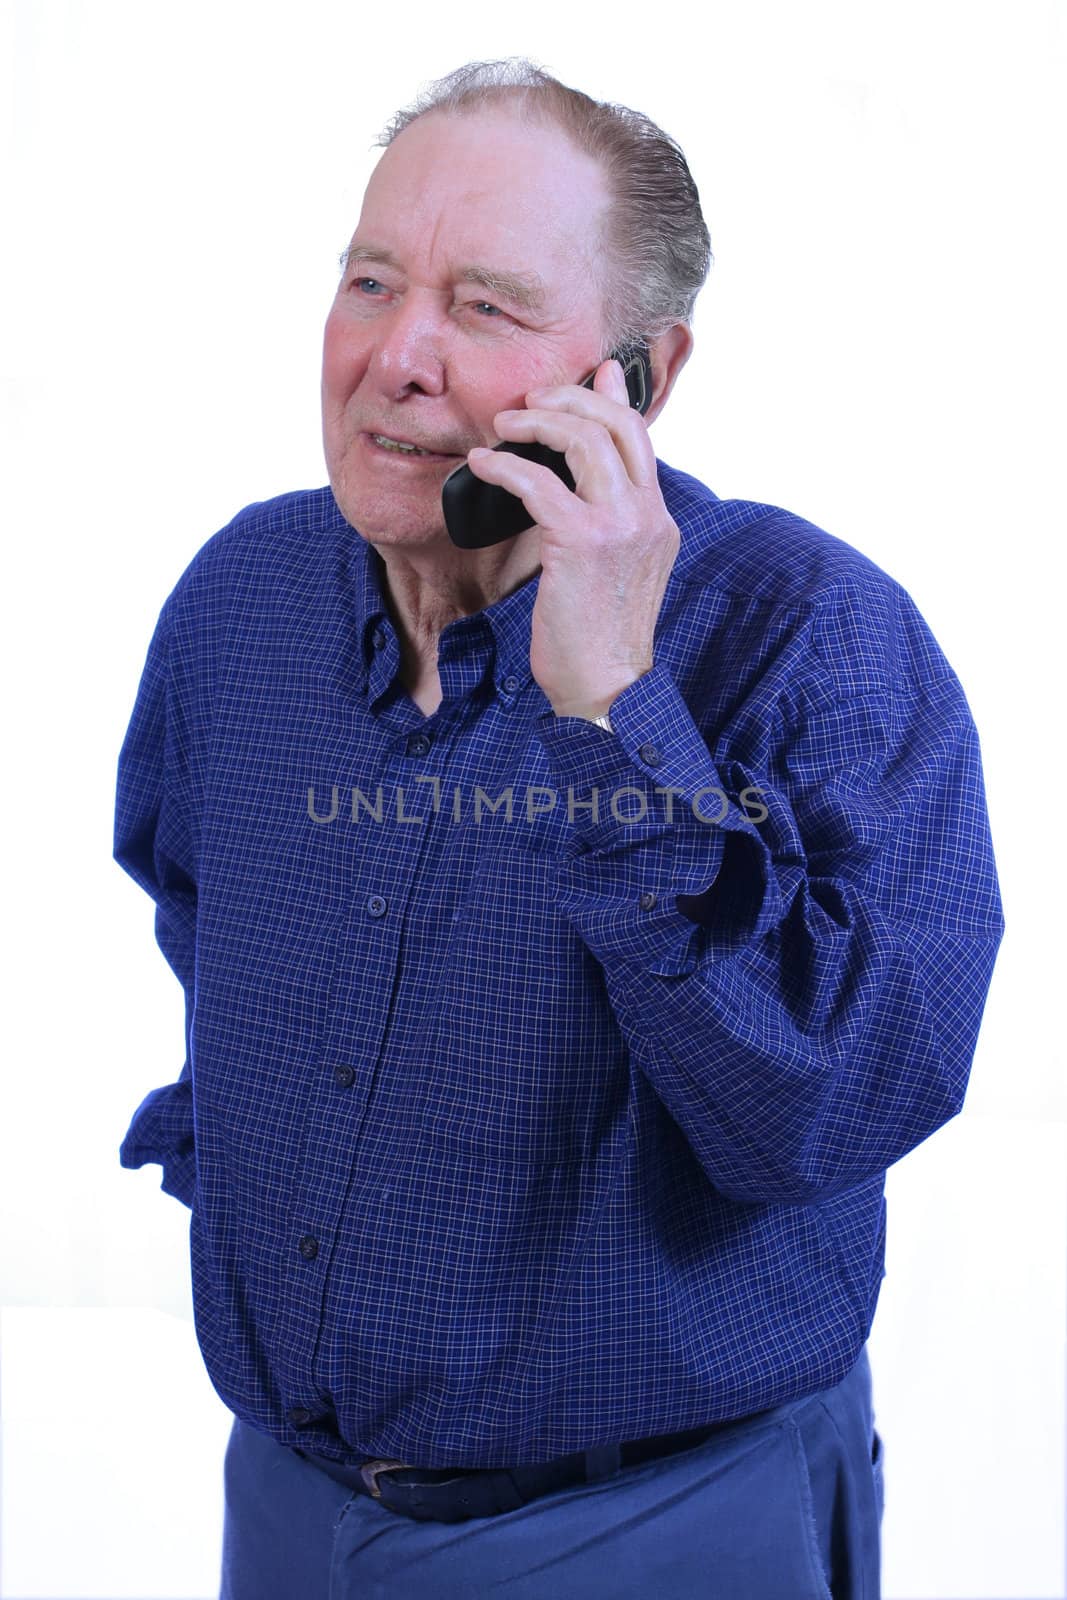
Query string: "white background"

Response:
xmin=2 ymin=1 xmax=1065 ymax=1596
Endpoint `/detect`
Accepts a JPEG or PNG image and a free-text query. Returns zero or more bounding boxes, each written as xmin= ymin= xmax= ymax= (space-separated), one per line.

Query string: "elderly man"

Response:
xmin=114 ymin=59 xmax=1003 ymax=1600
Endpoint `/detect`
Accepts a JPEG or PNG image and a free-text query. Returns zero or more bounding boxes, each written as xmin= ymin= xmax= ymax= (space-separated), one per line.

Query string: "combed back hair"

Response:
xmin=376 ymin=59 xmax=712 ymax=355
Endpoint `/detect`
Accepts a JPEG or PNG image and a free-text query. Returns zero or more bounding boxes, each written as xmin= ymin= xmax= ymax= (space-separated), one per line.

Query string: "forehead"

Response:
xmin=352 ymin=107 xmax=610 ymax=298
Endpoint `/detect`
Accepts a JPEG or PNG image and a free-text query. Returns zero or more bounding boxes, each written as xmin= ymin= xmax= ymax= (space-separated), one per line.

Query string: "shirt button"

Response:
xmin=406 ymin=732 xmax=432 ymax=757
xmin=298 ymin=1235 xmax=319 ymax=1260
xmin=366 ymin=894 xmax=388 ymax=918
xmin=288 ymin=1406 xmax=315 ymax=1428
xmin=333 ymin=1064 xmax=356 ymax=1088
xmin=372 ymin=627 xmax=386 ymax=650
xmin=501 ymin=675 xmax=521 ymax=694
xmin=639 ymin=891 xmax=658 ymax=911
xmin=638 ymin=743 xmax=663 ymax=766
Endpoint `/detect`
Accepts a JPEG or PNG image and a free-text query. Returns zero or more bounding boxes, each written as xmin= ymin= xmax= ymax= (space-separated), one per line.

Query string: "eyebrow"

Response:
xmin=340 ymin=244 xmax=547 ymax=315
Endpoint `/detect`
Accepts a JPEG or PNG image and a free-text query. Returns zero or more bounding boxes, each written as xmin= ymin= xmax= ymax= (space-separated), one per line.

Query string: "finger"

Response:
xmin=466 ymin=445 xmax=586 ymax=534
xmin=524 ymin=359 xmax=657 ymax=487
xmin=595 ymin=356 xmax=631 ymax=407
xmin=491 ymin=408 xmax=631 ymax=503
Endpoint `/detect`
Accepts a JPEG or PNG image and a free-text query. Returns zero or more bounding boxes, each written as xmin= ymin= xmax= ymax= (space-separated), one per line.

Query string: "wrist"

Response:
xmin=549 ymin=667 xmax=652 ymax=724
xmin=553 ymin=701 xmax=617 ymax=723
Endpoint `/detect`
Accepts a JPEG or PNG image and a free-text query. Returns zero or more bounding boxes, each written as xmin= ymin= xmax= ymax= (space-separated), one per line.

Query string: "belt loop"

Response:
xmin=583 ymin=1443 xmax=621 ymax=1482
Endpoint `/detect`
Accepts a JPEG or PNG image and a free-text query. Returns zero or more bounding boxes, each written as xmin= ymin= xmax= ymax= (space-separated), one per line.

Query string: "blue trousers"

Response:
xmin=220 ymin=1348 xmax=885 ymax=1599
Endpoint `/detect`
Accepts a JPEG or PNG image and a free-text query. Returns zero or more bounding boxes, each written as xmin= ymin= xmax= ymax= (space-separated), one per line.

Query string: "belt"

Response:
xmin=293 ymin=1418 xmax=751 ymax=1523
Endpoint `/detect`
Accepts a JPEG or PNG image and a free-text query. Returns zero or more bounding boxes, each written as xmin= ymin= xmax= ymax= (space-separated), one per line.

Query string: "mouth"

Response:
xmin=363 ymin=431 xmax=465 ymax=463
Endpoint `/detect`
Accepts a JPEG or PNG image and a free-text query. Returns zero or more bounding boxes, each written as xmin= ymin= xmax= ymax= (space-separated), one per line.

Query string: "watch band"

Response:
xmin=589 ymin=712 xmax=614 ymax=733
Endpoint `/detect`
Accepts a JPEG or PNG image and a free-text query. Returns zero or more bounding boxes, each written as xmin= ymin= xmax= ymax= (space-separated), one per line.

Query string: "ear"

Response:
xmin=642 ymin=324 xmax=694 ymax=427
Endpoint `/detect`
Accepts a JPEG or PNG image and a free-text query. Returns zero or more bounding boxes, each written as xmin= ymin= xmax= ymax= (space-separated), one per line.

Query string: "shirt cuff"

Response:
xmin=119 ymin=1081 xmax=197 ymax=1209
xmin=535 ymin=664 xmax=780 ymax=975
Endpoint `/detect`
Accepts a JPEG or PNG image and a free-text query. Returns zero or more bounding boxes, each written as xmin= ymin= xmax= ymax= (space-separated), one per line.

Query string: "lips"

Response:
xmin=363 ymin=430 xmax=465 ymax=460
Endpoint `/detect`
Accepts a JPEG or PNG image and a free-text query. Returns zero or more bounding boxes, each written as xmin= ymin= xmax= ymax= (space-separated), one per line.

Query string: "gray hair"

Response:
xmin=376 ymin=59 xmax=712 ymax=355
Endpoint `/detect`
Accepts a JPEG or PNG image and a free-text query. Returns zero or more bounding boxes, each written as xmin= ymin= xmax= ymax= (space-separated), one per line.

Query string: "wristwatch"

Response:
xmin=588 ymin=712 xmax=614 ymax=733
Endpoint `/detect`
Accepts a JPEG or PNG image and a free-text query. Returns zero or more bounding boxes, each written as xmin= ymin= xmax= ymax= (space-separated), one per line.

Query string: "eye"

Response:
xmin=457 ymin=299 xmax=510 ymax=321
xmin=351 ymin=277 xmax=388 ymax=296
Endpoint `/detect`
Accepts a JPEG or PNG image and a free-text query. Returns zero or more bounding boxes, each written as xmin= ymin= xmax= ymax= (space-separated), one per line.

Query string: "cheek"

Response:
xmin=446 ymin=352 xmax=547 ymax=435
xmin=321 ymin=311 xmax=369 ymax=406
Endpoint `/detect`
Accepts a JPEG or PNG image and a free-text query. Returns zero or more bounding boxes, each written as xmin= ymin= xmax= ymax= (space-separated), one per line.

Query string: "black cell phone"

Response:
xmin=442 ymin=343 xmax=653 ymax=550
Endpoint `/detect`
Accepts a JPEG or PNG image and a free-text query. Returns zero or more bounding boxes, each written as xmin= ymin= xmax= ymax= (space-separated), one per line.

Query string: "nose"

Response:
xmin=366 ymin=290 xmax=448 ymax=400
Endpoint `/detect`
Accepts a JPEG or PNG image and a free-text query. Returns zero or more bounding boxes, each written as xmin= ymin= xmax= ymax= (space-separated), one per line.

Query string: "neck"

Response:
xmin=372 ymin=537 xmax=541 ymax=679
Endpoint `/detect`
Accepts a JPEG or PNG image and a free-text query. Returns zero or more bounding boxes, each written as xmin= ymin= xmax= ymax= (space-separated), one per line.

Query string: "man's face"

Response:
xmin=321 ymin=106 xmax=612 ymax=548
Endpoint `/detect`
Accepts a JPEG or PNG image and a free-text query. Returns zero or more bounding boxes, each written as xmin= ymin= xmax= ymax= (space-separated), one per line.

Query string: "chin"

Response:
xmin=332 ymin=481 xmax=450 ymax=549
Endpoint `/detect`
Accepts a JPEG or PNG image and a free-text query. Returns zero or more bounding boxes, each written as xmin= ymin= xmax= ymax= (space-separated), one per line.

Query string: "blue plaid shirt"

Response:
xmin=115 ymin=460 xmax=1003 ymax=1468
